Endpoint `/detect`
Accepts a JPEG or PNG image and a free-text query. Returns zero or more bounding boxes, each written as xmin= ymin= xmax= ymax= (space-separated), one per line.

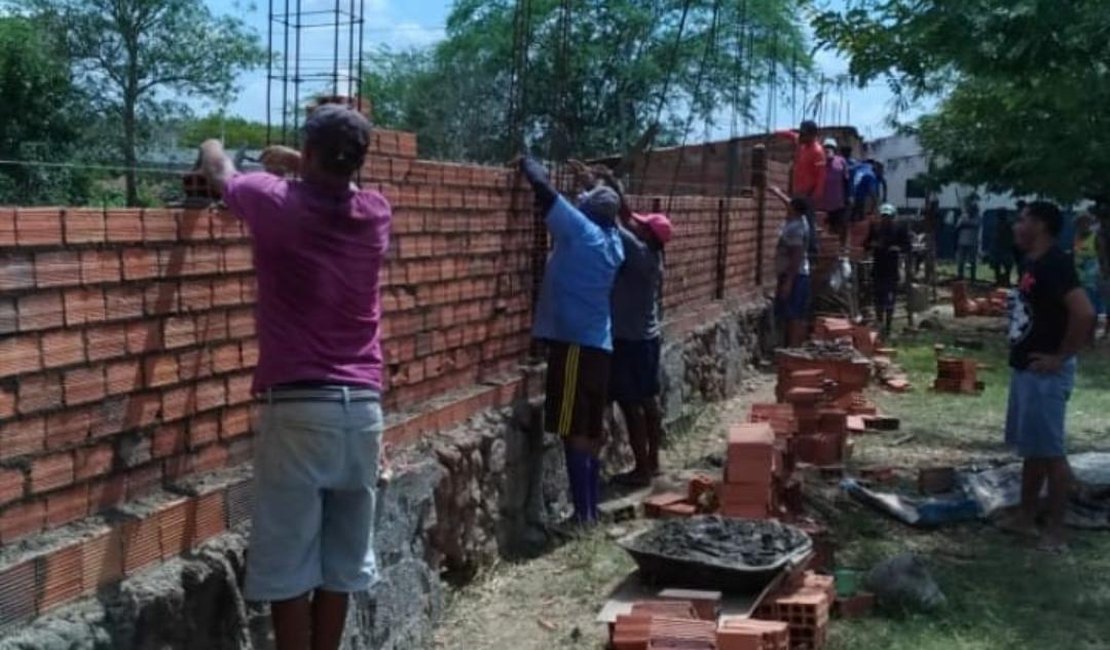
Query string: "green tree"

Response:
xmin=24 ymin=0 xmax=266 ymax=206
xmin=0 ymin=16 xmax=94 ymax=205
xmin=366 ymin=0 xmax=812 ymax=163
xmin=814 ymin=0 xmax=1110 ymax=203
xmin=178 ymin=113 xmax=270 ymax=149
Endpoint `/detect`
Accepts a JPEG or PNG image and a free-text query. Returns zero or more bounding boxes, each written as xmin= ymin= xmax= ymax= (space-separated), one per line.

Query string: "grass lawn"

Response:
xmin=436 ymin=312 xmax=1110 ymax=650
xmin=828 ymin=317 xmax=1110 ymax=650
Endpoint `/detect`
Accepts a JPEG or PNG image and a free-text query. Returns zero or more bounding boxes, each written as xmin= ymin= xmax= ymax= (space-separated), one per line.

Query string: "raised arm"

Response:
xmin=198 ymin=139 xmax=237 ymax=195
xmin=768 ymin=185 xmax=791 ymax=208
xmin=519 ymin=156 xmax=558 ymax=213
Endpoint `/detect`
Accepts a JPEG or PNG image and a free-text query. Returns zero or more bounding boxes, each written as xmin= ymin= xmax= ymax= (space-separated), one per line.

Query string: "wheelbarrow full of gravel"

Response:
xmin=619 ymin=516 xmax=813 ymax=594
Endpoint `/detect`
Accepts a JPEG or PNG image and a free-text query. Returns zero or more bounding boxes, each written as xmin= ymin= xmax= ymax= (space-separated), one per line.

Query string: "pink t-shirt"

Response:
xmin=223 ymin=173 xmax=392 ymax=392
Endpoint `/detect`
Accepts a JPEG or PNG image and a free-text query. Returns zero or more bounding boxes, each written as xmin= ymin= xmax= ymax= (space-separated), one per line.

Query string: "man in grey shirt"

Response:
xmin=610 ymin=207 xmax=673 ymax=487
xmin=956 ymin=195 xmax=981 ymax=281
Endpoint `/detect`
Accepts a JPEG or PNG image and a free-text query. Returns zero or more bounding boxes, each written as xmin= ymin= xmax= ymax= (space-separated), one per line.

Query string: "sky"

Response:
xmin=206 ymin=0 xmax=914 ymax=143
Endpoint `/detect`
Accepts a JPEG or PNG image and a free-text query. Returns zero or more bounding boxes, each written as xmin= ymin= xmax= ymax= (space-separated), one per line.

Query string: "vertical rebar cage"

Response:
xmin=267 ymin=0 xmax=367 ymax=146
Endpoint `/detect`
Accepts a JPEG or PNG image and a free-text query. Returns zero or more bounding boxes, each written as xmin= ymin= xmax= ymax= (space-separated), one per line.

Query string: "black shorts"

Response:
xmin=545 ymin=342 xmax=611 ymax=439
xmin=610 ymin=337 xmax=662 ymax=404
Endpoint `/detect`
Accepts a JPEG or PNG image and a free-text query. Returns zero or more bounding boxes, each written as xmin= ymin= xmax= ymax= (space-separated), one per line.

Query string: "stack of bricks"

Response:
xmin=612 ymin=600 xmax=717 ymax=650
xmin=933 ymin=357 xmax=981 ymax=394
xmin=754 ymin=572 xmax=833 ymax=650
xmin=810 ymin=317 xmax=853 ymax=342
xmin=717 ymin=423 xmax=777 ymax=519
xmin=774 ymin=350 xmax=871 ymax=407
xmin=717 ymin=618 xmax=790 ymax=650
xmin=785 ymin=389 xmax=846 ymax=468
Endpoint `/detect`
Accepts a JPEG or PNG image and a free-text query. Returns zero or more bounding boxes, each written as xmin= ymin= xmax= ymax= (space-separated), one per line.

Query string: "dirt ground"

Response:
xmin=433 ymin=307 xmax=1110 ymax=650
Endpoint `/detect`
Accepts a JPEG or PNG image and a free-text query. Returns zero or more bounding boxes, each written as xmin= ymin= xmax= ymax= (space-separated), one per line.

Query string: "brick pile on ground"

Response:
xmin=718 ymin=423 xmax=780 ymax=519
xmin=717 ymin=617 xmax=790 ymax=650
xmin=933 ymin=357 xmax=982 ymax=394
xmin=753 ymin=570 xmax=834 ymax=650
xmin=952 ymin=281 xmax=1009 ymax=317
xmin=612 ymin=600 xmax=718 ymax=650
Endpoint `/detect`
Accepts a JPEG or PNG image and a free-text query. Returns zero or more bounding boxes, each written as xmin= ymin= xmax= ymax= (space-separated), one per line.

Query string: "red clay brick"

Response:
xmin=125 ymin=321 xmax=163 ymax=354
xmin=63 ymin=287 xmax=106 ymax=326
xmin=121 ymin=515 xmax=161 ymax=575
xmin=81 ymin=529 xmax=124 ymax=594
xmin=45 ymin=407 xmax=91 ymax=450
xmin=0 ymin=252 xmax=34 ymax=291
xmin=15 ymin=208 xmax=63 ymax=245
xmin=240 ymin=339 xmax=259 ymax=367
xmin=74 ymin=443 xmax=114 ymax=481
xmin=152 ymin=423 xmax=186 ymax=459
xmin=220 ymin=406 xmax=252 ymax=440
xmin=0 ymin=416 xmax=44 ymax=460
xmin=63 ymin=208 xmax=106 ymax=244
xmin=0 ymin=208 xmax=13 ymax=245
xmin=85 ymin=324 xmax=128 ymax=362
xmin=143 ymin=354 xmax=178 ymax=388
xmin=178 ymin=209 xmax=213 ymax=241
xmin=143 ymin=209 xmax=178 ymax=242
xmin=105 ymin=360 xmax=142 ymax=396
xmin=227 ymin=308 xmax=255 ymax=339
xmin=79 ymin=250 xmax=121 ymax=285
xmin=192 ymin=443 xmax=229 ymax=475
xmin=16 ymin=372 xmax=62 ymax=415
xmin=195 ymin=311 xmax=227 ymax=343
xmin=161 ymin=386 xmax=196 ymax=421
xmin=122 ymin=393 xmax=161 ymax=430
xmin=223 ymin=244 xmax=253 ymax=272
xmin=157 ymin=499 xmax=195 ymax=559
xmin=33 ymin=250 xmax=82 ymax=289
xmin=0 ymin=297 xmax=13 ymax=335
xmin=195 ymin=379 xmax=226 ymax=412
xmin=105 ymin=209 xmax=144 ymax=242
xmin=187 ymin=413 xmax=220 ymax=449
xmin=0 ymin=384 xmax=13 ymax=419
xmin=88 ymin=476 xmax=126 ymax=512
xmin=177 ymin=348 xmax=212 ymax=381
xmin=64 ymin=366 xmax=105 ymax=406
xmin=210 ymin=343 xmax=241 ymax=374
xmin=45 ymin=484 xmax=90 ymax=528
xmin=0 ymin=333 xmax=42 ymax=376
xmin=16 ymin=291 xmax=64 ymax=332
xmin=40 ymin=329 xmax=83 ymax=369
xmin=0 ymin=499 xmax=44 ymax=542
xmin=211 ymin=277 xmax=242 ymax=307
xmin=179 ymin=279 xmax=212 ymax=311
xmin=120 ymin=247 xmax=159 ymax=280
xmin=162 ymin=316 xmax=195 ymax=349
xmin=125 ymin=463 xmax=163 ymax=500
xmin=103 ymin=286 xmax=145 ymax=322
xmin=192 ymin=490 xmax=226 ymax=543
xmin=0 ymin=467 xmax=25 ymax=507
xmin=31 ymin=451 xmax=74 ymax=494
xmin=225 ymin=373 xmax=253 ymax=406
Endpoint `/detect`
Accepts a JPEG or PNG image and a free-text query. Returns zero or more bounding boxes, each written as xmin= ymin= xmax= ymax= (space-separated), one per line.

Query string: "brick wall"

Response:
xmin=0 ymin=128 xmax=784 ymax=620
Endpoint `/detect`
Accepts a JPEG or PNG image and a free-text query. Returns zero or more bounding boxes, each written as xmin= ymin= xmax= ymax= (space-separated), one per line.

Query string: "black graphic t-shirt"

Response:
xmin=1008 ymin=246 xmax=1080 ymax=370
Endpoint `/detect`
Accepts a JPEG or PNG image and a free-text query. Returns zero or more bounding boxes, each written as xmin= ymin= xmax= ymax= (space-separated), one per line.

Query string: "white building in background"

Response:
xmin=864 ymin=133 xmax=1022 ymax=212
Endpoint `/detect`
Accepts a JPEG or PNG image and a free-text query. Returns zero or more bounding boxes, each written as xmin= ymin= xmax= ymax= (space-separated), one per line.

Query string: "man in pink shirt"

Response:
xmin=198 ymin=104 xmax=391 ymax=650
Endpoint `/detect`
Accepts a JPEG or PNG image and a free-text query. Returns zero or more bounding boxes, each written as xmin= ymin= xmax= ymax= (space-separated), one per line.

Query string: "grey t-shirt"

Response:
xmin=612 ymin=225 xmax=664 ymax=341
xmin=775 ymin=217 xmax=811 ymax=277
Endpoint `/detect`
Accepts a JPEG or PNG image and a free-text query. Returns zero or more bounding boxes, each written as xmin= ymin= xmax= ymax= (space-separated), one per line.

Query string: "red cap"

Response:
xmin=630 ymin=212 xmax=674 ymax=246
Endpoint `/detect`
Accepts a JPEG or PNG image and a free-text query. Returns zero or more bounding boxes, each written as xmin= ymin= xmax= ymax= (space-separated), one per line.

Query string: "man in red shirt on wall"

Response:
xmin=774 ymin=120 xmax=826 ymax=254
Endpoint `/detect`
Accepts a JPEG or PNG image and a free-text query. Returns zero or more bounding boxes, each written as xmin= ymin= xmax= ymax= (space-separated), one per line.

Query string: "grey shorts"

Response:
xmin=244 ymin=386 xmax=383 ymax=602
xmin=1004 ymin=359 xmax=1076 ymax=459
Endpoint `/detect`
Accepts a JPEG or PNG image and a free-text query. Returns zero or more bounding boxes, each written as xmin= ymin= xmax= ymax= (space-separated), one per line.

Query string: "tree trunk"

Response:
xmin=123 ymin=100 xmax=138 ymax=207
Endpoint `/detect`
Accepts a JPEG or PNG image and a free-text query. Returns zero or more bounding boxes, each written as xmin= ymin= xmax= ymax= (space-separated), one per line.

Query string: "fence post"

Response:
xmin=752 ymin=144 xmax=768 ymax=288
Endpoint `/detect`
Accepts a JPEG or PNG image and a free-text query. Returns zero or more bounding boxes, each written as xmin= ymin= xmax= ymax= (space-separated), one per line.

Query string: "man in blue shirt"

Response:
xmin=519 ymin=156 xmax=624 ymax=525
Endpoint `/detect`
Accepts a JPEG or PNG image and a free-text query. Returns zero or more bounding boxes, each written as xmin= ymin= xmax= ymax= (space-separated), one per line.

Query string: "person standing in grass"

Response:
xmin=1002 ymin=201 xmax=1095 ymax=552
xmin=518 ymin=156 xmax=624 ymax=526
xmin=1072 ymin=213 xmax=1103 ymax=333
xmin=199 ymin=104 xmax=390 ymax=650
xmin=864 ymin=203 xmax=912 ymax=338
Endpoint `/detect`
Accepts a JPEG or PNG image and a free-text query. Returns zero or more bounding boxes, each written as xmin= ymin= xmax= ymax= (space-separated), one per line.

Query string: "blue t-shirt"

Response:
xmin=852 ymin=162 xmax=879 ymax=204
xmin=533 ymin=196 xmax=625 ymax=351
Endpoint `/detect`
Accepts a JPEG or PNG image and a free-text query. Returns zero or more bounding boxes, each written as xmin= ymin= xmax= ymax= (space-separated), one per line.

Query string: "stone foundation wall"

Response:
xmin=0 ymin=299 xmax=768 ymax=650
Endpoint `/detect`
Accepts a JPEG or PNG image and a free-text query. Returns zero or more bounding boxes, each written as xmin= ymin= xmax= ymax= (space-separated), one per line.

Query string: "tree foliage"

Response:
xmin=0 ymin=16 xmax=95 ymax=205
xmin=178 ymin=113 xmax=270 ymax=149
xmin=814 ymin=0 xmax=1110 ymax=203
xmin=23 ymin=0 xmax=266 ymax=205
xmin=366 ymin=0 xmax=812 ymax=163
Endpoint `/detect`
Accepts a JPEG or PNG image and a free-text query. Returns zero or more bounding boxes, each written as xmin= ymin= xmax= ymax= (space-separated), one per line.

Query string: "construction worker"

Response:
xmin=774 ymin=120 xmax=826 ymax=255
xmin=197 ymin=104 xmax=390 ymax=650
xmin=820 ymin=138 xmax=851 ymax=250
xmin=769 ymin=186 xmax=812 ymax=347
xmin=518 ymin=156 xmax=624 ymax=525
xmin=864 ymin=204 xmax=912 ymax=338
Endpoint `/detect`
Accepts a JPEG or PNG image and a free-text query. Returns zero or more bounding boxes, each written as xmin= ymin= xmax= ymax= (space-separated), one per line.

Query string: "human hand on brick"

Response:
xmin=260 ymin=145 xmax=302 ymax=176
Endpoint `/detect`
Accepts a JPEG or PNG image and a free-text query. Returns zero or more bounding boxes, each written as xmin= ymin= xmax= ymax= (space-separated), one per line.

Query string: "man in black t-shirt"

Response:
xmin=1002 ymin=201 xmax=1095 ymax=552
xmin=864 ymin=203 xmax=911 ymax=337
